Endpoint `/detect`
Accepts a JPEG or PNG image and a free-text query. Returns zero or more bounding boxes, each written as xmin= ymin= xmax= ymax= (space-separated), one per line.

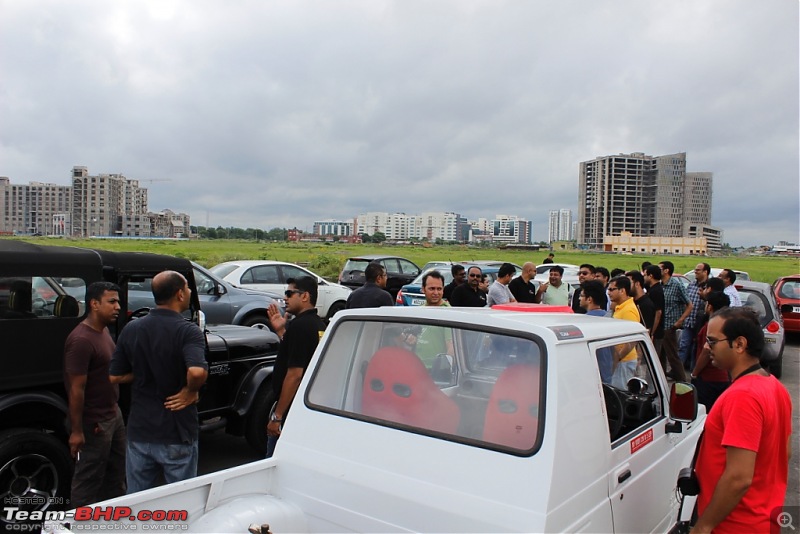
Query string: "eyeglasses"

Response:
xmin=468 ymin=273 xmax=481 ymax=278
xmin=607 ymin=287 xmax=620 ymax=292
xmin=579 ymin=271 xmax=592 ymax=276
xmin=284 ymin=289 xmax=306 ymax=298
xmin=705 ymin=337 xmax=729 ymax=347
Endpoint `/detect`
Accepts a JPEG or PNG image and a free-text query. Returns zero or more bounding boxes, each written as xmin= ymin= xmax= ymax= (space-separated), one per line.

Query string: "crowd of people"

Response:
xmin=65 ymin=258 xmax=791 ymax=533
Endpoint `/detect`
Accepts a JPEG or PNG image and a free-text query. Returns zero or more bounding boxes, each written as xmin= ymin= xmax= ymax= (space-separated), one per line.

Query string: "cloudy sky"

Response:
xmin=2 ymin=1 xmax=797 ymax=246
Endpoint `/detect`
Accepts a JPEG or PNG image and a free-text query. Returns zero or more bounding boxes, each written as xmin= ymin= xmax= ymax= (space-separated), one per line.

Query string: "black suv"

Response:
xmin=0 ymin=241 xmax=280 ymax=519
xmin=338 ymin=254 xmax=420 ymax=298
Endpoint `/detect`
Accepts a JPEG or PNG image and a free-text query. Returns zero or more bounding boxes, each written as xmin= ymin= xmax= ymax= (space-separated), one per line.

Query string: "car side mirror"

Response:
xmin=669 ymin=382 xmax=698 ymax=423
xmin=197 ymin=310 xmax=206 ymax=331
xmin=216 ymin=283 xmax=227 ymax=296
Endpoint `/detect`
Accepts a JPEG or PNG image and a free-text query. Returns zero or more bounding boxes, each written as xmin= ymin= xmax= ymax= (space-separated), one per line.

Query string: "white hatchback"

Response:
xmin=211 ymin=260 xmax=351 ymax=320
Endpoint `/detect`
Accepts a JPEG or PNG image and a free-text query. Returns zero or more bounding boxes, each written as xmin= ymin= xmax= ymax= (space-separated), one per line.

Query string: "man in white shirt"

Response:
xmin=487 ymin=263 xmax=517 ymax=306
xmin=538 ymin=265 xmax=570 ymax=306
xmin=720 ymin=269 xmax=742 ymax=307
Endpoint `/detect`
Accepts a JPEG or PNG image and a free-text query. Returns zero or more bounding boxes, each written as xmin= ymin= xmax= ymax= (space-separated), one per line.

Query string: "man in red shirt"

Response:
xmin=693 ymin=307 xmax=792 ymax=533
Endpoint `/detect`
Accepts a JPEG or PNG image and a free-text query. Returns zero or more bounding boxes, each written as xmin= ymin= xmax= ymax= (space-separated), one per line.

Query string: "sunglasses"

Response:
xmin=285 ymin=289 xmax=306 ymax=298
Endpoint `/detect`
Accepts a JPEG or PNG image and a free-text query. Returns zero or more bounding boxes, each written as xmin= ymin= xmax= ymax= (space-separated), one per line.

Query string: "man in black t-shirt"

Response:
xmin=449 ymin=266 xmax=487 ymax=307
xmin=266 ymin=276 xmax=326 ymax=457
xmin=508 ymin=262 xmax=539 ymax=303
xmin=443 ymin=264 xmax=466 ymax=302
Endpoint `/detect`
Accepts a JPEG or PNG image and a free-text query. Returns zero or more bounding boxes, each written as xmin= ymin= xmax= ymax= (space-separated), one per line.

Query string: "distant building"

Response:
xmin=355 ymin=211 xmax=463 ymax=242
xmin=548 ymin=209 xmax=572 ymax=243
xmin=313 ymin=219 xmax=354 ymax=238
xmin=0 ymin=177 xmax=72 ymax=235
xmin=0 ymin=168 xmax=189 ymax=238
xmin=491 ymin=215 xmax=532 ymax=245
xmin=577 ymin=152 xmax=719 ymax=251
xmin=604 ymin=231 xmax=708 ymax=255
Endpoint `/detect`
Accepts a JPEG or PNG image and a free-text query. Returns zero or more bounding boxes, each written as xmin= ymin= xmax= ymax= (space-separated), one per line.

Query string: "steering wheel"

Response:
xmin=129 ymin=307 xmax=151 ymax=319
xmin=602 ymin=383 xmax=625 ymax=440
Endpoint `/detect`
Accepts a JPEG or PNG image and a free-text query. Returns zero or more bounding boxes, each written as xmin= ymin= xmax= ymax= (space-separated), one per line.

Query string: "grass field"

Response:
xmin=6 ymin=236 xmax=799 ymax=284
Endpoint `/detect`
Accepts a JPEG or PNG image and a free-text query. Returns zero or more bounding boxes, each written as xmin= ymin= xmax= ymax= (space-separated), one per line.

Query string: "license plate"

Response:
xmin=793 ymin=306 xmax=800 ymax=313
xmin=411 ymin=298 xmax=426 ymax=306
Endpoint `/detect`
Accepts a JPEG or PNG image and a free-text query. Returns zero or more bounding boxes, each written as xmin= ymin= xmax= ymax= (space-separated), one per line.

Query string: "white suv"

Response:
xmin=211 ymin=260 xmax=351 ymax=320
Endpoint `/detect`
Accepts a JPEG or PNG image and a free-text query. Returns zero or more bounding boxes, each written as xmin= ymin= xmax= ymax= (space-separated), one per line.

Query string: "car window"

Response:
xmin=593 ymin=339 xmax=664 ymax=443
xmin=779 ymin=280 xmax=800 ymax=299
xmin=280 ymin=265 xmax=312 ymax=282
xmin=343 ymin=259 xmax=370 ymax=272
xmin=307 ymin=320 xmax=545 ymax=455
xmin=739 ymin=290 xmax=770 ymax=325
xmin=210 ymin=264 xmax=239 ymax=279
xmin=194 ymin=268 xmax=216 ymax=295
xmin=245 ymin=265 xmax=281 ymax=284
xmin=398 ymin=259 xmax=419 ymax=275
xmin=0 ymin=276 xmax=85 ymax=319
xmin=382 ymin=259 xmax=400 ymax=275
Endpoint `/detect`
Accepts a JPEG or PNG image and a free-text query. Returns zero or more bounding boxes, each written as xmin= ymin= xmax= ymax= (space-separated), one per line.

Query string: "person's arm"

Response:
xmin=692 ymin=447 xmax=756 ymax=533
xmin=65 ymin=373 xmax=87 ymax=457
xmin=692 ymin=346 xmax=711 ymax=378
xmin=535 ymin=282 xmax=548 ymax=303
xmin=164 ymin=366 xmax=208 ymax=411
xmin=109 ymin=373 xmax=134 ymax=384
xmin=267 ymin=367 xmax=304 ymax=437
xmin=675 ymin=301 xmax=693 ymax=329
xmin=651 ymin=309 xmax=662 ymax=338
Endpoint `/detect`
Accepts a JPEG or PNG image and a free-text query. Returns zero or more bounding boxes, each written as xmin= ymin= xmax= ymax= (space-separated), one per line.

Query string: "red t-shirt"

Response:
xmin=695 ymin=373 xmax=792 ymax=533
xmin=695 ymin=323 xmax=730 ymax=382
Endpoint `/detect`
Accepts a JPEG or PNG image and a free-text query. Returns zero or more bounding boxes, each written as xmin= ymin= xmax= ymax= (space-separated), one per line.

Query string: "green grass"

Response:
xmin=6 ymin=237 xmax=799 ymax=283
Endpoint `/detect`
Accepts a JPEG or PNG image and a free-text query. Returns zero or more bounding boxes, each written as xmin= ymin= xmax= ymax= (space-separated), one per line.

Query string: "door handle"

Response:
xmin=617 ymin=469 xmax=632 ymax=483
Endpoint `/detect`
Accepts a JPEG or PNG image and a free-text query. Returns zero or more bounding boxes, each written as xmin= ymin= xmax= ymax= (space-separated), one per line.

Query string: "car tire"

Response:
xmin=0 ymin=428 xmax=72 ymax=522
xmin=326 ymin=301 xmax=346 ymax=321
xmin=245 ymin=383 xmax=275 ymax=456
xmin=768 ymin=355 xmax=783 ymax=379
xmin=241 ymin=313 xmax=271 ymax=330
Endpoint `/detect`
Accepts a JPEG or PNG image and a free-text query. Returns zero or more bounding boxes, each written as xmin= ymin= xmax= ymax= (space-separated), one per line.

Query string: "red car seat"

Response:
xmin=483 ymin=364 xmax=540 ymax=449
xmin=361 ymin=346 xmax=460 ymax=434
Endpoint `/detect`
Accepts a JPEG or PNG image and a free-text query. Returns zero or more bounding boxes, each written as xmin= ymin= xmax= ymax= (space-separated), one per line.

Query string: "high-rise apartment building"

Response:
xmin=0 ymin=177 xmax=72 ymax=235
xmin=71 ymin=166 xmax=149 ymax=237
xmin=577 ymin=152 xmax=716 ymax=249
xmin=355 ymin=211 xmax=463 ymax=242
xmin=491 ymin=215 xmax=532 ymax=245
xmin=548 ymin=209 xmax=573 ymax=242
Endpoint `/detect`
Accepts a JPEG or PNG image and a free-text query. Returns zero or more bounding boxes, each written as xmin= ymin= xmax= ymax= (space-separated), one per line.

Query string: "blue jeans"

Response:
xmin=126 ymin=440 xmax=198 ymax=494
xmin=678 ymin=327 xmax=697 ymax=370
xmin=266 ymin=435 xmax=279 ymax=458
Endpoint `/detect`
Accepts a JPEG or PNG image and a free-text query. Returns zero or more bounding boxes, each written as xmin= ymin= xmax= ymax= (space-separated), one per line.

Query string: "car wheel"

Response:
xmin=242 ymin=314 xmax=270 ymax=330
xmin=245 ymin=383 xmax=276 ymax=455
xmin=326 ymin=301 xmax=346 ymax=321
xmin=0 ymin=429 xmax=72 ymax=523
xmin=768 ymin=355 xmax=783 ymax=379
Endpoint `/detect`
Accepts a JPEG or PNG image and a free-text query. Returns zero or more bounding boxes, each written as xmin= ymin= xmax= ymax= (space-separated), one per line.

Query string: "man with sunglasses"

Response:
xmin=450 ymin=266 xmax=487 ymax=307
xmin=266 ymin=276 xmax=326 ymax=457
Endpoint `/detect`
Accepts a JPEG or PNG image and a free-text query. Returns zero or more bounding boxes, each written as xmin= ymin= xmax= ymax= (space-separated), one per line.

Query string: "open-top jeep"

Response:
xmin=0 ymin=240 xmax=279 ymax=520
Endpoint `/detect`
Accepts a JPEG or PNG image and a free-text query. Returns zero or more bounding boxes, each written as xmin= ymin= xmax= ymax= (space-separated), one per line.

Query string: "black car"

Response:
xmin=338 ymin=254 xmax=421 ymax=298
xmin=0 ymin=241 xmax=280 ymax=522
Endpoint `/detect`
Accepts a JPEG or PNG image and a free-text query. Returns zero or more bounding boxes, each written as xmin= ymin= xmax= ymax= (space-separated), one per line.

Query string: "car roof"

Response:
xmin=215 ymin=260 xmax=295 ymax=268
xmin=345 ymin=254 xmax=410 ymax=261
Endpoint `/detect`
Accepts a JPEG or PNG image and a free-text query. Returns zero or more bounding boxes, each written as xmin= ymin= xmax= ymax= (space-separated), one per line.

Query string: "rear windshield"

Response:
xmin=778 ymin=280 xmax=800 ymax=299
xmin=307 ymin=319 xmax=546 ymax=456
xmin=739 ymin=289 xmax=772 ymax=326
xmin=343 ymin=259 xmax=371 ymax=272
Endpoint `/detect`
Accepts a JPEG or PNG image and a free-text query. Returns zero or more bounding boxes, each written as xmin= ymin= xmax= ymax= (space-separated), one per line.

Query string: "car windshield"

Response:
xmin=778 ymin=280 xmax=800 ymax=299
xmin=211 ymin=264 xmax=239 ymax=279
xmin=306 ymin=318 xmax=545 ymax=455
xmin=411 ymin=268 xmax=453 ymax=286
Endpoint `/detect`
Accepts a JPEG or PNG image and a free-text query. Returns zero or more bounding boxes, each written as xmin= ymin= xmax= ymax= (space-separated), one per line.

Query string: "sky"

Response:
xmin=1 ymin=0 xmax=797 ymax=247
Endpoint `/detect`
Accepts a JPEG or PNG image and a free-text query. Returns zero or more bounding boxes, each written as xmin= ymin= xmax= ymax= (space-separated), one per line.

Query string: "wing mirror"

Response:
xmin=666 ymin=382 xmax=698 ymax=433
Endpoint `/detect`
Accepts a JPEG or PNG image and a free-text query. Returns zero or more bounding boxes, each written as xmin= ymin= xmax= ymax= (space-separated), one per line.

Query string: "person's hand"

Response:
xmin=267 ymin=302 xmax=285 ymax=334
xmin=267 ymin=420 xmax=282 ymax=437
xmin=539 ymin=282 xmax=549 ymax=293
xmin=165 ymin=387 xmax=199 ymax=411
xmin=69 ymin=430 xmax=85 ymax=458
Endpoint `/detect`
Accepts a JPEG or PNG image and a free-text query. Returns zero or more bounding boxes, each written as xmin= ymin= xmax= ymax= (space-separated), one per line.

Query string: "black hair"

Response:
xmin=698 ymin=263 xmax=711 ymax=275
xmin=710 ymin=307 xmax=764 ymax=358
xmin=610 ymin=268 xmax=626 ymax=278
xmin=625 ymin=270 xmax=644 ymax=288
xmin=287 ymin=276 xmax=318 ymax=306
xmin=706 ymin=291 xmax=730 ymax=312
xmin=579 ymin=264 xmax=596 ymax=273
xmin=595 ymin=266 xmax=610 ymax=280
xmin=721 ymin=269 xmax=737 ymax=284
xmin=659 ymin=261 xmax=675 ymax=276
xmin=548 ymin=265 xmax=564 ymax=276
xmin=706 ymin=277 xmax=725 ymax=292
xmin=365 ymin=262 xmax=385 ymax=283
xmin=467 ymin=265 xmax=482 ymax=276
xmin=580 ymin=280 xmax=607 ymax=308
xmin=451 ymin=264 xmax=465 ymax=276
xmin=641 ymin=261 xmax=652 ymax=270
xmin=86 ymin=281 xmax=121 ymax=304
xmin=609 ymin=275 xmax=631 ymax=295
xmin=422 ymin=270 xmax=445 ymax=288
xmin=152 ymin=271 xmax=188 ymax=305
xmin=498 ymin=263 xmax=516 ymax=278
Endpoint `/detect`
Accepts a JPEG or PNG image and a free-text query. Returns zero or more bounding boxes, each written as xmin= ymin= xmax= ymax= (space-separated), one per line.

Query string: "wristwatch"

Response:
xmin=270 ymin=413 xmax=283 ymax=423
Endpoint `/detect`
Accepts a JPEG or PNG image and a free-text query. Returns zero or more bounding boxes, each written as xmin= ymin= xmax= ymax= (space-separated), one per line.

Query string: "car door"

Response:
xmin=240 ymin=264 xmax=283 ymax=295
xmin=382 ymin=259 xmax=402 ymax=294
xmin=193 ymin=267 xmax=233 ymax=325
xmin=591 ymin=336 xmax=685 ymax=533
xmin=398 ymin=259 xmax=420 ymax=285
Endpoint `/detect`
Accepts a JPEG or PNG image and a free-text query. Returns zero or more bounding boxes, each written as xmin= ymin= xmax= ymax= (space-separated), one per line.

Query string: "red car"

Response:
xmin=773 ymin=275 xmax=800 ymax=333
